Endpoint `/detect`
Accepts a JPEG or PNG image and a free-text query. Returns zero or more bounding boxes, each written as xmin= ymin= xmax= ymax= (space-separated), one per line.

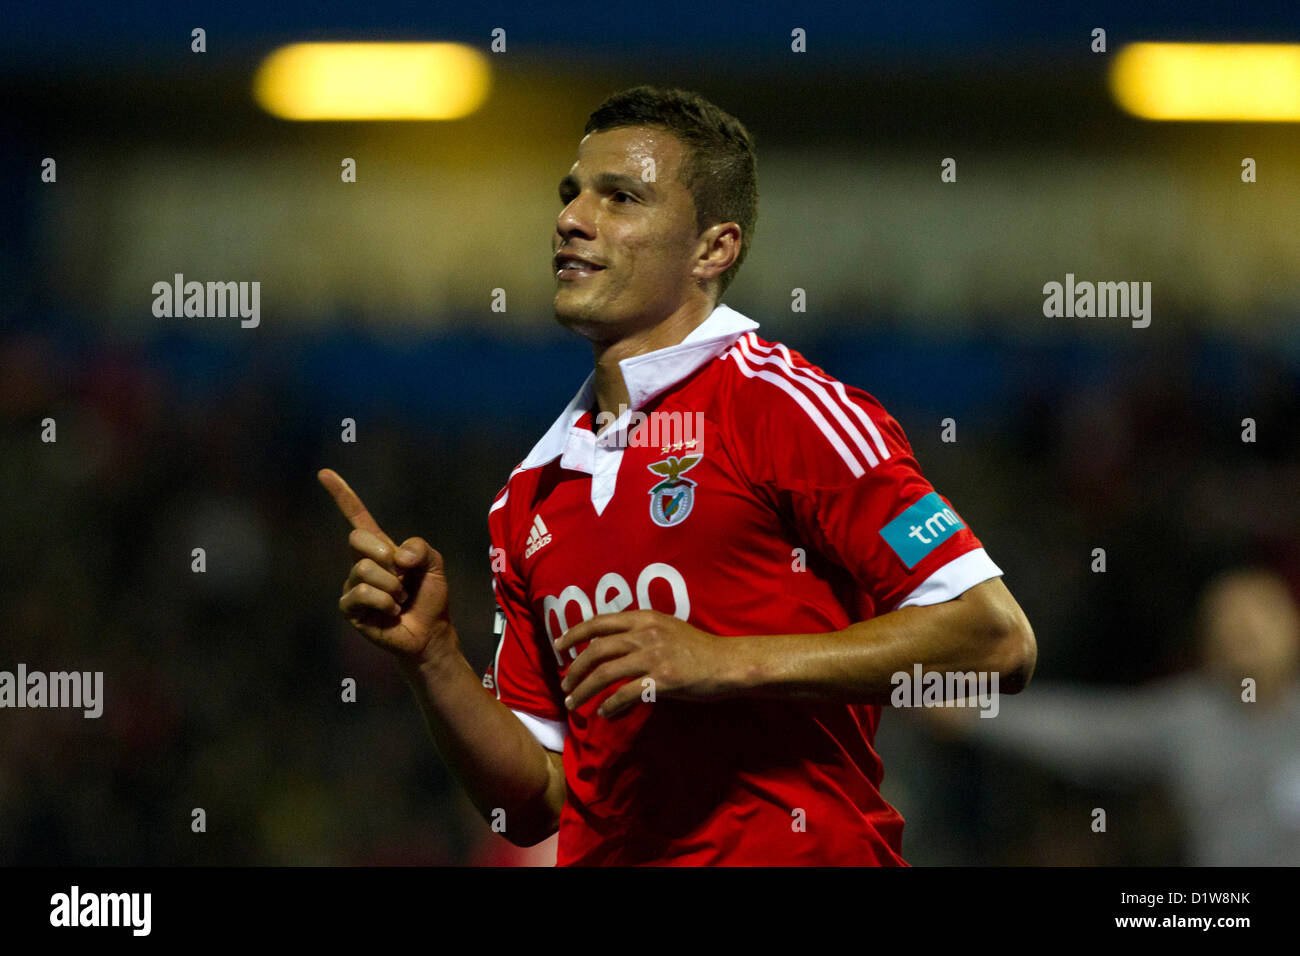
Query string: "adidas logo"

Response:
xmin=524 ymin=514 xmax=552 ymax=559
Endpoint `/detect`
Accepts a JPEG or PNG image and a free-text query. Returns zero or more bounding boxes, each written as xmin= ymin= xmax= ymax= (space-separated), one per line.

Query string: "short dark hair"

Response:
xmin=584 ymin=86 xmax=758 ymax=301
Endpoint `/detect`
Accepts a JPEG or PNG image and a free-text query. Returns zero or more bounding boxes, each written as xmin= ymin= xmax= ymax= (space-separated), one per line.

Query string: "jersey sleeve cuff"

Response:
xmin=510 ymin=709 xmax=568 ymax=753
xmin=893 ymin=547 xmax=1003 ymax=609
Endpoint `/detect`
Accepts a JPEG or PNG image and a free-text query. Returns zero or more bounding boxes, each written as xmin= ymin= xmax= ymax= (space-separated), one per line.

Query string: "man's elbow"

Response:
xmin=989 ymin=607 xmax=1036 ymax=695
xmin=955 ymin=579 xmax=1037 ymax=694
xmin=495 ymin=748 xmax=565 ymax=847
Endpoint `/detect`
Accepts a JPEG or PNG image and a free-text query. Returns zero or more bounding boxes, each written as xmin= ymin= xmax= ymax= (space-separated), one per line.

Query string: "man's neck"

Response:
xmin=590 ymin=300 xmax=714 ymax=428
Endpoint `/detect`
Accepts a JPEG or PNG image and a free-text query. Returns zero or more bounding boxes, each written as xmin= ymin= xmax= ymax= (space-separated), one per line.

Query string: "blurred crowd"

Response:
xmin=0 ymin=313 xmax=1296 ymax=865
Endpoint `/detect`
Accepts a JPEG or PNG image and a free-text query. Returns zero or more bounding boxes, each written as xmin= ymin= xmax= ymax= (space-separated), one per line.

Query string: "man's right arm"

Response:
xmin=318 ymin=468 xmax=564 ymax=847
xmin=396 ymin=639 xmax=566 ymax=847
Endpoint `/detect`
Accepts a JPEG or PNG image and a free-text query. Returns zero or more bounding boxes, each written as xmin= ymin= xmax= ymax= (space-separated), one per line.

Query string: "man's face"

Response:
xmin=552 ymin=125 xmax=704 ymax=341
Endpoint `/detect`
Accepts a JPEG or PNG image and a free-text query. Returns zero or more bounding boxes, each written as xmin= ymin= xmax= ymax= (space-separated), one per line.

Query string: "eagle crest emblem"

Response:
xmin=647 ymin=455 xmax=701 ymax=527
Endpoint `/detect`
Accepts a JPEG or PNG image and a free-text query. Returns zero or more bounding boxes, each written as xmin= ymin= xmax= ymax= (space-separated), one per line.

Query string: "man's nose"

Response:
xmin=556 ymin=194 xmax=595 ymax=239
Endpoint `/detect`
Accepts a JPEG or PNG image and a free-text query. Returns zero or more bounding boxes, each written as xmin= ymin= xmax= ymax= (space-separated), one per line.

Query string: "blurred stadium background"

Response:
xmin=2 ymin=1 xmax=1298 ymax=865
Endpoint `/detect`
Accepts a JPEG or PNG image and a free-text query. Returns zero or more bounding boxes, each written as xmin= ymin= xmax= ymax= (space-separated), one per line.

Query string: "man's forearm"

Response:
xmin=727 ymin=579 xmax=1035 ymax=704
xmin=396 ymin=630 xmax=564 ymax=846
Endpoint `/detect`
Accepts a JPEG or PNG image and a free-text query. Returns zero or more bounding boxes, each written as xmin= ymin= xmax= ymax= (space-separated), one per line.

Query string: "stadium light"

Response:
xmin=1110 ymin=42 xmax=1300 ymax=121
xmin=253 ymin=42 xmax=491 ymax=120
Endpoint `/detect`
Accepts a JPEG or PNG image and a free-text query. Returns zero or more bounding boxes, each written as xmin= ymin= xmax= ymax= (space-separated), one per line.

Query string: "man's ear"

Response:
xmin=695 ymin=221 xmax=742 ymax=283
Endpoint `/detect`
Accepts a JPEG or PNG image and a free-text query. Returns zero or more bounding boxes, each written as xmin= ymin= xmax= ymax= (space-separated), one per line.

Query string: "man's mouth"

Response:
xmin=555 ymin=253 xmax=607 ymax=279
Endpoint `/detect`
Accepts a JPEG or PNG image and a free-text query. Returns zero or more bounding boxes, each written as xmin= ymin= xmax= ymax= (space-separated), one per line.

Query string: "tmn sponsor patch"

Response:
xmin=879 ymin=492 xmax=965 ymax=569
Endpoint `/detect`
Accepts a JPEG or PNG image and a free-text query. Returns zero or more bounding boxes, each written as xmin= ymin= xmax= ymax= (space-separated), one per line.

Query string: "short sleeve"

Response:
xmin=483 ymin=507 xmax=569 ymax=752
xmin=729 ymin=343 xmax=1002 ymax=615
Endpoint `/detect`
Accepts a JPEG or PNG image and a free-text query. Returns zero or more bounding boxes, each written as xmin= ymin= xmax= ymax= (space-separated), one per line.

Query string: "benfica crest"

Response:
xmin=647 ymin=454 xmax=701 ymax=527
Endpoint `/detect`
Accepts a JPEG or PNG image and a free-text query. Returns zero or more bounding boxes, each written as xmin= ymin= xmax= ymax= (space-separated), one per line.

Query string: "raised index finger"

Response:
xmin=317 ymin=468 xmax=395 ymax=546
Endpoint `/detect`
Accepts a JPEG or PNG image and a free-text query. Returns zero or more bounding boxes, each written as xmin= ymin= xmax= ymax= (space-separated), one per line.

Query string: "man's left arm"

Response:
xmin=735 ymin=575 xmax=1035 ymax=700
xmin=554 ymin=576 xmax=1035 ymax=717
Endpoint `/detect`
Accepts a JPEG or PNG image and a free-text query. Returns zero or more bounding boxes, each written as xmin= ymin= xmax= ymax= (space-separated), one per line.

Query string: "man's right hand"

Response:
xmin=318 ymin=468 xmax=454 ymax=661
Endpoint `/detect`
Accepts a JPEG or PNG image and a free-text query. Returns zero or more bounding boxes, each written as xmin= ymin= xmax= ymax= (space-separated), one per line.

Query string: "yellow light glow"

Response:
xmin=254 ymin=43 xmax=491 ymax=120
xmin=1111 ymin=43 xmax=1300 ymax=121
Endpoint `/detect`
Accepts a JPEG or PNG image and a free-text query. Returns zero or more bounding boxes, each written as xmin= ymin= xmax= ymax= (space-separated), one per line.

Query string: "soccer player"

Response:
xmin=320 ymin=86 xmax=1036 ymax=865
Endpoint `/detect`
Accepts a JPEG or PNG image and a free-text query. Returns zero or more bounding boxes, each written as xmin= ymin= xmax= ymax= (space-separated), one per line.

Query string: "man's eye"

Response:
xmin=612 ymin=191 xmax=634 ymax=203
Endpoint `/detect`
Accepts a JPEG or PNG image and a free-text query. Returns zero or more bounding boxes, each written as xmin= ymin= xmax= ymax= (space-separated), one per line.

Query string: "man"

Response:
xmin=320 ymin=86 xmax=1036 ymax=865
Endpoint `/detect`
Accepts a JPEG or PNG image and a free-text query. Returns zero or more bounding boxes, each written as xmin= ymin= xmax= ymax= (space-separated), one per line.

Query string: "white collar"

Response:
xmin=519 ymin=303 xmax=759 ymax=471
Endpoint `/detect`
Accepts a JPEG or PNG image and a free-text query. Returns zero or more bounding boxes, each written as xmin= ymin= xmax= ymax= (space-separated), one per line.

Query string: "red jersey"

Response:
xmin=482 ymin=304 xmax=1002 ymax=865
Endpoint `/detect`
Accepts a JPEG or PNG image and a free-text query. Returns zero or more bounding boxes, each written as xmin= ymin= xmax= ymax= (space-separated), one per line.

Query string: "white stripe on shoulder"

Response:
xmin=726 ymin=343 xmax=866 ymax=478
xmin=744 ymin=334 xmax=891 ymax=462
xmin=737 ymin=334 xmax=881 ymax=468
